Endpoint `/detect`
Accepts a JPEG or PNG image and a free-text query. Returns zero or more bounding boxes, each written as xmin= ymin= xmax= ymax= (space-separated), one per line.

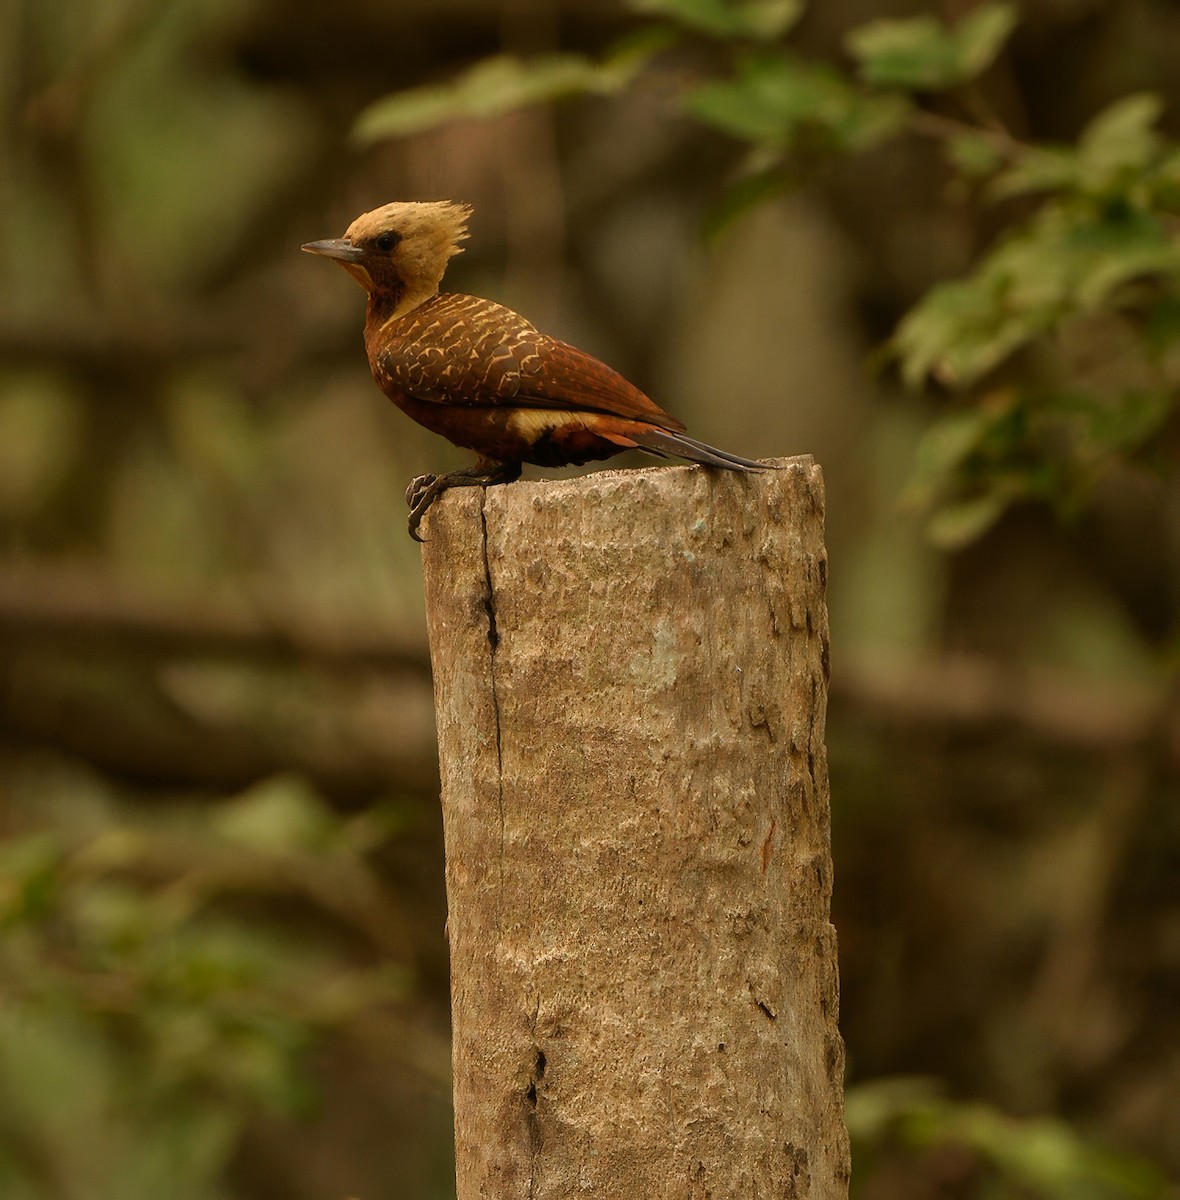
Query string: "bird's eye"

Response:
xmin=373 ymin=231 xmax=401 ymax=253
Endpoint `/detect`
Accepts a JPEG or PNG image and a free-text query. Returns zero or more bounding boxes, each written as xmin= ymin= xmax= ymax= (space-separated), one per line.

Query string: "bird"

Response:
xmin=302 ymin=200 xmax=767 ymax=540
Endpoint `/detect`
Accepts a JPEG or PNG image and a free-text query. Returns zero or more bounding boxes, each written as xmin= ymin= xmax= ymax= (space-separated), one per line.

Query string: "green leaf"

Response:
xmin=844 ymin=1077 xmax=942 ymax=1142
xmin=686 ymin=53 xmax=908 ymax=150
xmin=990 ymin=145 xmax=1079 ymax=200
xmin=902 ymin=1098 xmax=1167 ymax=1197
xmin=847 ymin=16 xmax=956 ymax=90
xmin=1146 ymin=147 xmax=1180 ymax=210
xmin=991 ymin=96 xmax=1168 ymax=202
xmin=904 ymin=382 xmax=1178 ymax=549
xmin=848 ymin=1080 xmax=1165 ymax=1199
xmin=945 ymin=129 xmax=1004 ymax=178
xmin=702 ymin=166 xmax=796 ymax=238
xmin=1050 ymin=388 xmax=1174 ymax=452
xmin=213 ymin=776 xmax=338 ymax=854
xmin=892 ymin=272 xmax=1025 ymax=389
xmin=632 ymin=0 xmax=804 ymax=41
xmin=839 ymin=91 xmax=912 ymax=152
xmin=1143 ymin=293 xmax=1180 ymax=354
xmin=1066 ymin=211 xmax=1180 ymax=308
xmin=1076 ymin=92 xmax=1164 ymax=191
xmin=953 ymin=4 xmax=1022 ymax=80
xmin=847 ymin=3 xmax=1018 ymax=91
xmin=894 ymin=203 xmax=1180 ymax=389
xmin=352 ymin=51 xmax=646 ymax=143
xmin=926 ymin=491 xmax=1010 ymax=547
xmin=904 ymin=397 xmax=1028 ymax=513
xmin=687 ymin=54 xmax=842 ymax=143
xmin=907 ymin=408 xmax=997 ymax=498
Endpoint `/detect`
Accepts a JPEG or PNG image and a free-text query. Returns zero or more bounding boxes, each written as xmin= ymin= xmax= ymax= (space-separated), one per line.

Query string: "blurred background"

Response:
xmin=1 ymin=0 xmax=1178 ymax=1197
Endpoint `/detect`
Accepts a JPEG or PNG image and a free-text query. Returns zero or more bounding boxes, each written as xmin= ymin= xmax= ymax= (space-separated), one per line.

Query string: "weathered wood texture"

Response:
xmin=421 ymin=456 xmax=849 ymax=1199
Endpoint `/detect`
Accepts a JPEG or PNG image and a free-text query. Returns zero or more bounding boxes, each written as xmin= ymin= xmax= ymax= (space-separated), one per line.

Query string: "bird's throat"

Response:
xmin=366 ymin=284 xmax=439 ymax=336
xmin=365 ymin=287 xmax=403 ymax=329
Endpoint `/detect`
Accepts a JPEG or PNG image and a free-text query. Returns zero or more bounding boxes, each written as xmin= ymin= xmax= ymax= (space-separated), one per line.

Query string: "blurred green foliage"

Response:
xmin=845 ymin=5 xmax=1018 ymax=90
xmin=847 ymin=1079 xmax=1165 ymax=1200
xmin=685 ymin=53 xmax=909 ymax=154
xmin=0 ymin=768 xmax=412 ymax=1199
xmin=633 ymin=0 xmax=804 ymax=42
xmin=353 ymin=46 xmax=661 ymax=144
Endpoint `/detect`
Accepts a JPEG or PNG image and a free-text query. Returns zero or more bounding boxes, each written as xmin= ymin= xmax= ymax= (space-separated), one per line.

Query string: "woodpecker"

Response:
xmin=302 ymin=201 xmax=766 ymax=540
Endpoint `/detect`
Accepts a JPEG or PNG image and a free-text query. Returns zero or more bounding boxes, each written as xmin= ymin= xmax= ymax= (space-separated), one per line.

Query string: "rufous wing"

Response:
xmin=376 ymin=293 xmax=686 ymax=432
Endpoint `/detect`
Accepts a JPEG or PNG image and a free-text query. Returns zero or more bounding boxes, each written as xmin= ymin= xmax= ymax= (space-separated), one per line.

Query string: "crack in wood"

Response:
xmin=478 ymin=490 xmax=507 ymax=926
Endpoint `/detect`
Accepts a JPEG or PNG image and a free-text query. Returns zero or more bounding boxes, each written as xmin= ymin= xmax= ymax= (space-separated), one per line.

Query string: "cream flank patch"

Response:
xmin=505 ymin=408 xmax=639 ymax=447
xmin=505 ymin=409 xmax=583 ymax=438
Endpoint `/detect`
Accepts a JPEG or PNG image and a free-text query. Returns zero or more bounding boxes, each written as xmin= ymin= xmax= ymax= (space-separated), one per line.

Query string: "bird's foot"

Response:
xmin=405 ymin=474 xmax=439 ymax=511
xmin=406 ymin=461 xmax=523 ymax=542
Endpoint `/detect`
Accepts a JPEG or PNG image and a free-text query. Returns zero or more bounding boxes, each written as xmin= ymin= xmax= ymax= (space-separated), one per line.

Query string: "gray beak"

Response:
xmin=301 ymin=238 xmax=364 ymax=262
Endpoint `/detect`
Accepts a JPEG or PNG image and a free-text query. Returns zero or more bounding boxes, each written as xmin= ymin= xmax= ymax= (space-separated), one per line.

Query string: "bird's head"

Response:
xmin=302 ymin=200 xmax=472 ymax=315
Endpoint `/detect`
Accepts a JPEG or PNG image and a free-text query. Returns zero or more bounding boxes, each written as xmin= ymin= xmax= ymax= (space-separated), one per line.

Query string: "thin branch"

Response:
xmin=906 ymin=107 xmax=1026 ymax=159
xmin=831 ymin=653 xmax=1180 ymax=768
xmin=0 ymin=565 xmax=430 ymax=676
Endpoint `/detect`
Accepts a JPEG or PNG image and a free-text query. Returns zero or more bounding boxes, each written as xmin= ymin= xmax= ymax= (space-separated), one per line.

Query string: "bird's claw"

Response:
xmin=406 ymin=473 xmax=438 ymax=509
xmin=407 ymin=474 xmax=448 ymax=542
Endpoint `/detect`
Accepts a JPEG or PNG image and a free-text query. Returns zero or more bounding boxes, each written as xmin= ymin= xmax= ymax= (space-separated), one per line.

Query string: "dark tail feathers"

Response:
xmin=630 ymin=427 xmax=768 ymax=472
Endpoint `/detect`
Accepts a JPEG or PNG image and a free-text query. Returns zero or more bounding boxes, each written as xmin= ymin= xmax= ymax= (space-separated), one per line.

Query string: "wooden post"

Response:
xmin=421 ymin=456 xmax=849 ymax=1199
